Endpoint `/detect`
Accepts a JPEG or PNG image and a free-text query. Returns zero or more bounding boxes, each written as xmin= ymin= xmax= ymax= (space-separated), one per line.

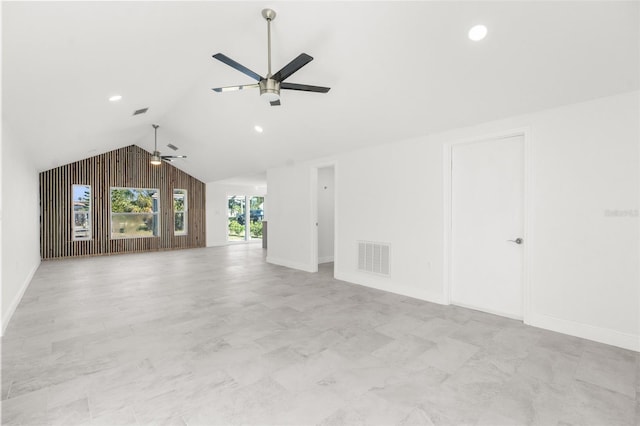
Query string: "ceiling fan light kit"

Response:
xmin=212 ymin=8 xmax=330 ymax=106
xmin=260 ymin=79 xmax=281 ymax=103
xmin=150 ymin=152 xmax=162 ymax=166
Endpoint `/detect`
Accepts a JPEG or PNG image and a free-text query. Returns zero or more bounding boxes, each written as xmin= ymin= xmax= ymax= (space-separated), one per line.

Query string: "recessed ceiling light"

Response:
xmin=254 ymin=125 xmax=264 ymax=133
xmin=109 ymin=94 xmax=123 ymax=102
xmin=468 ymin=25 xmax=488 ymax=41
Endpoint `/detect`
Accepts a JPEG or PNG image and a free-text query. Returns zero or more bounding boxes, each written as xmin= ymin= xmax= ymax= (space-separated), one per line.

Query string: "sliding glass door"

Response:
xmin=227 ymin=195 xmax=264 ymax=242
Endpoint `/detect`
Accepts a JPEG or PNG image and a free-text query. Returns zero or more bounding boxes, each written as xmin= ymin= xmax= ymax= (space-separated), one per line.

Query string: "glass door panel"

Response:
xmin=249 ymin=196 xmax=264 ymax=240
xmin=227 ymin=195 xmax=246 ymax=241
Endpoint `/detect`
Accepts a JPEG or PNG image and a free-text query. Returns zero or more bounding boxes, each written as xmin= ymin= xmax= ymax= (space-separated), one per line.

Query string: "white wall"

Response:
xmin=317 ymin=167 xmax=335 ymax=263
xmin=266 ymin=91 xmax=639 ymax=350
xmin=266 ymin=165 xmax=317 ymax=272
xmin=205 ymin=182 xmax=267 ymax=247
xmin=1 ymin=126 xmax=41 ymax=334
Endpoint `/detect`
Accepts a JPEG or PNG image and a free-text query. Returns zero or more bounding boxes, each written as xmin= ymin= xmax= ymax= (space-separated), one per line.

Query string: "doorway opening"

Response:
xmin=316 ymin=166 xmax=335 ymax=275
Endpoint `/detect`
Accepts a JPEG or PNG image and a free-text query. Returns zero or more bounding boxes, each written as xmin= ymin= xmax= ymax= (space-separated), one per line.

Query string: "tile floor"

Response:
xmin=1 ymin=244 xmax=638 ymax=425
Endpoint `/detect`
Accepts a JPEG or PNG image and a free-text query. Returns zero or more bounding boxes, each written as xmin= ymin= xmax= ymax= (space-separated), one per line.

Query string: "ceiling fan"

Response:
xmin=150 ymin=124 xmax=187 ymax=165
xmin=211 ymin=8 xmax=330 ymax=106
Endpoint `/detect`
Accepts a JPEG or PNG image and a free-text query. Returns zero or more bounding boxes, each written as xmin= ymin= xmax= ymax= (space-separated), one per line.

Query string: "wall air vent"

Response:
xmin=132 ymin=107 xmax=149 ymax=116
xmin=167 ymin=143 xmax=179 ymax=151
xmin=358 ymin=241 xmax=390 ymax=276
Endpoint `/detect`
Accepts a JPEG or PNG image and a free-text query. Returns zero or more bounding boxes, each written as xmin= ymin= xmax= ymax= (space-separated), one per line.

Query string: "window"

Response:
xmin=173 ymin=189 xmax=187 ymax=235
xmin=72 ymin=184 xmax=91 ymax=240
xmin=110 ymin=188 xmax=160 ymax=239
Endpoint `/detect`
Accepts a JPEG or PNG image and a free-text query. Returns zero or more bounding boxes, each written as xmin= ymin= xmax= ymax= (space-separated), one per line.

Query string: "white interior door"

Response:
xmin=451 ymin=135 xmax=524 ymax=319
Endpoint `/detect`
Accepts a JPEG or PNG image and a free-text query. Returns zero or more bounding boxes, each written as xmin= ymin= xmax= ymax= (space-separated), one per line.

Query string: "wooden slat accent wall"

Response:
xmin=40 ymin=145 xmax=206 ymax=259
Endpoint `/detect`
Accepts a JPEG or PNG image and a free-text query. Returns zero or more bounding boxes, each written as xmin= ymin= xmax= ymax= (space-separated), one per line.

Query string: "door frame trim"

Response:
xmin=442 ymin=127 xmax=532 ymax=324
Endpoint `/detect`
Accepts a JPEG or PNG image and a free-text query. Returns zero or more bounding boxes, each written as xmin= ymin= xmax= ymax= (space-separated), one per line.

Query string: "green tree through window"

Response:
xmin=110 ymin=188 xmax=159 ymax=238
xmin=174 ymin=189 xmax=187 ymax=235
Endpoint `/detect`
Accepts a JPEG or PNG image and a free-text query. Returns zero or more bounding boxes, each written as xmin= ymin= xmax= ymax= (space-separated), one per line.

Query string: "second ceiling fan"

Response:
xmin=150 ymin=124 xmax=187 ymax=165
xmin=212 ymin=8 xmax=330 ymax=106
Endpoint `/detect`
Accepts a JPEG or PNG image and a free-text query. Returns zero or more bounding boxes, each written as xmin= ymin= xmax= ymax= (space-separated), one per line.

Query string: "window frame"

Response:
xmin=173 ymin=189 xmax=188 ymax=236
xmin=109 ymin=187 xmax=161 ymax=239
xmin=72 ymin=184 xmax=92 ymax=241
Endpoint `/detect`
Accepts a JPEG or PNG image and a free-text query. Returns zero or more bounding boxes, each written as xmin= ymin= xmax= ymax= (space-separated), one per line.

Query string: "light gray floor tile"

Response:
xmin=406 ymin=336 xmax=479 ymax=374
xmin=318 ymin=391 xmax=415 ymax=426
xmin=449 ymin=319 xmax=502 ymax=348
xmin=289 ymin=329 xmax=346 ymax=357
xmin=369 ymin=367 xmax=449 ymax=407
xmin=374 ymin=313 xmax=429 ymax=339
xmin=409 ymin=317 xmax=462 ymax=340
xmin=517 ymin=345 xmax=580 ymax=386
xmin=480 ymin=375 xmax=566 ymax=426
xmin=2 ymin=245 xmax=637 ymax=426
xmin=576 ymin=344 xmax=636 ymax=397
xmin=317 ymin=361 xmax=397 ymax=401
xmin=466 ymin=345 xmax=526 ymax=377
xmin=331 ymin=327 xmax=394 ymax=360
xmin=0 ymin=387 xmax=49 ymax=425
xmin=371 ymin=334 xmax=435 ymax=366
xmin=48 ymin=397 xmax=91 ymax=426
xmin=557 ymin=380 xmax=637 ymax=426
xmin=89 ymin=406 xmax=139 ymax=426
xmin=271 ymin=349 xmax=347 ymax=392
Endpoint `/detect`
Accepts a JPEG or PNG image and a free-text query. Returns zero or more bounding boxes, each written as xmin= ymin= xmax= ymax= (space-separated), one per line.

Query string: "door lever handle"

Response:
xmin=507 ymin=238 xmax=523 ymax=245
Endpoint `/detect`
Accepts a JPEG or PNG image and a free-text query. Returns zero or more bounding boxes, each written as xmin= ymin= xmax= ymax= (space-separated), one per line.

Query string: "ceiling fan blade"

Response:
xmin=162 ymin=155 xmax=187 ymax=160
xmin=270 ymin=100 xmax=281 ymax=106
xmin=212 ymin=53 xmax=263 ymax=81
xmin=272 ymin=53 xmax=313 ymax=82
xmin=212 ymin=84 xmax=259 ymax=93
xmin=281 ymin=82 xmax=330 ymax=93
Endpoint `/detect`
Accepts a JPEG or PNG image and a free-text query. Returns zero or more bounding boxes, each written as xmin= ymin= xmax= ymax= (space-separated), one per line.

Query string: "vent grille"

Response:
xmin=358 ymin=241 xmax=390 ymax=275
xmin=132 ymin=107 xmax=149 ymax=116
xmin=167 ymin=143 xmax=179 ymax=151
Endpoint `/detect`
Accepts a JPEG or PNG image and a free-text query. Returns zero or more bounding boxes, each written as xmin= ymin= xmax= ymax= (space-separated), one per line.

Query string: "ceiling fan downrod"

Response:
xmin=150 ymin=124 xmax=162 ymax=165
xmin=260 ymin=9 xmax=280 ymax=103
xmin=262 ymin=8 xmax=276 ymax=78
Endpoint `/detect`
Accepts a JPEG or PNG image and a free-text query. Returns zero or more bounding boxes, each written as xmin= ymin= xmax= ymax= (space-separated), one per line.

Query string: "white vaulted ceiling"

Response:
xmin=3 ymin=1 xmax=638 ymax=182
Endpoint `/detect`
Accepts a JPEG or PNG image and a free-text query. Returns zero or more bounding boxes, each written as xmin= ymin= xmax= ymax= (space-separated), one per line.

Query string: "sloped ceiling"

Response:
xmin=3 ymin=1 xmax=638 ymax=183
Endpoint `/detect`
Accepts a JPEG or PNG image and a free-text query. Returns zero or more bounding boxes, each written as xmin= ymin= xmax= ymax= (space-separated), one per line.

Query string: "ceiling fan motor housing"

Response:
xmin=150 ymin=151 xmax=162 ymax=165
xmin=260 ymin=78 xmax=280 ymax=101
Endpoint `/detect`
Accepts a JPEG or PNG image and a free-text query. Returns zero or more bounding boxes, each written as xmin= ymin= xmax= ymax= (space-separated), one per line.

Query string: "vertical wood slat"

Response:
xmin=39 ymin=145 xmax=206 ymax=260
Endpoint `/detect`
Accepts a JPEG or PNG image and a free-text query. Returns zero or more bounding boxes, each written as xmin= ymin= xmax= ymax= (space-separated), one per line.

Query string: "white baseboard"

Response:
xmin=266 ymin=256 xmax=317 ymax=273
xmin=451 ymin=300 xmax=523 ymax=321
xmin=527 ymin=312 xmax=639 ymax=352
xmin=318 ymin=256 xmax=334 ymax=264
xmin=334 ymin=270 xmax=445 ymax=305
xmin=335 ymin=270 xmax=638 ymax=352
xmin=2 ymin=260 xmax=40 ymax=336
